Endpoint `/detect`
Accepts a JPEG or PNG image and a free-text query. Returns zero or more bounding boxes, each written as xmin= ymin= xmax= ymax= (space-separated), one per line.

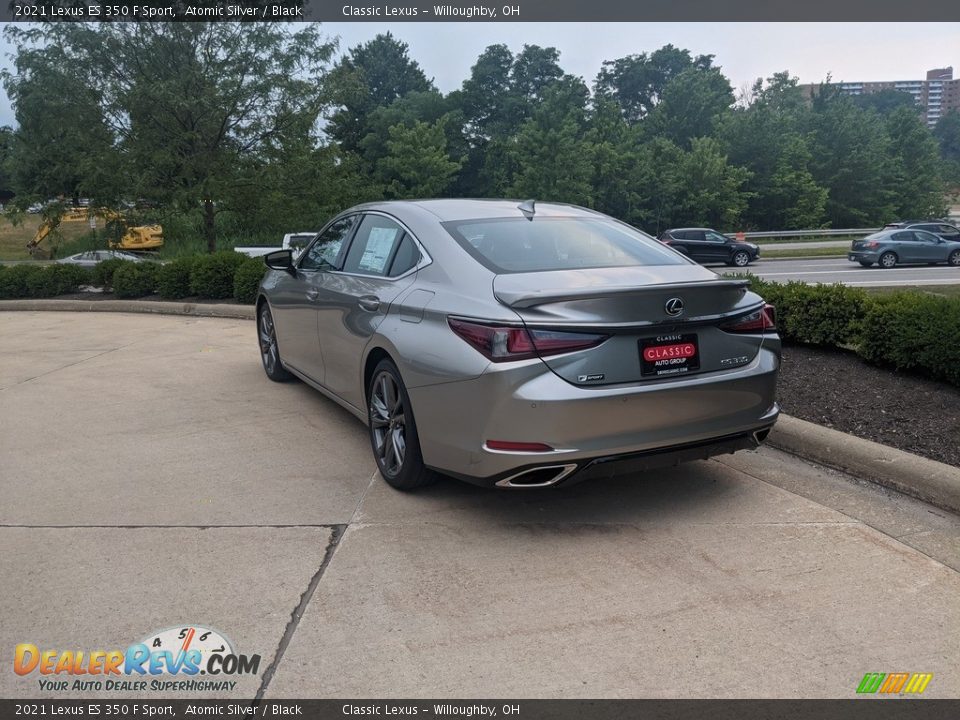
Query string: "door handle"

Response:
xmin=306 ymin=289 xmax=319 ymax=302
xmin=358 ymin=296 xmax=380 ymax=312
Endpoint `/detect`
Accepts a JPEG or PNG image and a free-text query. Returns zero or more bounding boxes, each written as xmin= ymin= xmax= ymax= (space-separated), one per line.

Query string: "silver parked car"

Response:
xmin=256 ymin=200 xmax=780 ymax=490
xmin=57 ymin=250 xmax=146 ymax=267
xmin=849 ymin=229 xmax=960 ymax=268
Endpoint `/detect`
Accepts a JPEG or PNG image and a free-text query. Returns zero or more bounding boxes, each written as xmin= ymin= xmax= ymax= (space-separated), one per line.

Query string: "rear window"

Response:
xmin=443 ymin=217 xmax=687 ymax=274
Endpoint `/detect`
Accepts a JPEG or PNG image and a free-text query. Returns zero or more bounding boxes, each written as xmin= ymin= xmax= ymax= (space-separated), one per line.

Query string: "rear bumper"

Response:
xmin=408 ymin=342 xmax=780 ymax=487
xmin=848 ymin=251 xmax=879 ymax=262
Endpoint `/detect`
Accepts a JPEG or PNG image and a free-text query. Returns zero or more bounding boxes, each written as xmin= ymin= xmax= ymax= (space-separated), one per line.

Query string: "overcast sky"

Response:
xmin=1 ymin=22 xmax=959 ymax=127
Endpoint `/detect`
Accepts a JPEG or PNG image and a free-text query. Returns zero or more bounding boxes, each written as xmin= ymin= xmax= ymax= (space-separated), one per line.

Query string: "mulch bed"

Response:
xmin=778 ymin=345 xmax=960 ymax=468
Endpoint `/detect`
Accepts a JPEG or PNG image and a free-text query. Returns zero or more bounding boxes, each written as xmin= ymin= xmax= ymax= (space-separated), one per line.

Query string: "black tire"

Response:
xmin=858 ymin=261 xmax=873 ymax=268
xmin=367 ymin=359 xmax=437 ymax=491
xmin=949 ymin=250 xmax=960 ymax=267
xmin=878 ymin=252 xmax=898 ymax=269
xmin=258 ymin=303 xmax=293 ymax=382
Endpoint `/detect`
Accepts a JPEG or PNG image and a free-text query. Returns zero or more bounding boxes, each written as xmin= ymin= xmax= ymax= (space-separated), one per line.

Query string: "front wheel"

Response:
xmin=368 ymin=360 xmax=437 ymax=491
xmin=949 ymin=250 xmax=960 ymax=267
xmin=731 ymin=250 xmax=751 ymax=267
xmin=258 ymin=304 xmax=293 ymax=382
xmin=879 ymin=252 xmax=898 ymax=269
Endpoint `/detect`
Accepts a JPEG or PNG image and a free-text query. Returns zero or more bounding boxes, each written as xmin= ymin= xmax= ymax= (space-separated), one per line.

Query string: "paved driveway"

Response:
xmin=1 ymin=312 xmax=958 ymax=699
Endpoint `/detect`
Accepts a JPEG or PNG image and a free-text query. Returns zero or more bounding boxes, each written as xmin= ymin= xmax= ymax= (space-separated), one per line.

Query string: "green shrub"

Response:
xmin=46 ymin=264 xmax=91 ymax=295
xmin=233 ymin=257 xmax=267 ymax=304
xmin=190 ymin=251 xmax=245 ymax=299
xmin=112 ymin=262 xmax=159 ymax=299
xmin=743 ymin=276 xmax=867 ymax=347
xmin=0 ymin=264 xmax=44 ymax=299
xmin=91 ymin=258 xmax=132 ymax=289
xmin=156 ymin=257 xmax=195 ymax=299
xmin=859 ymin=292 xmax=960 ymax=386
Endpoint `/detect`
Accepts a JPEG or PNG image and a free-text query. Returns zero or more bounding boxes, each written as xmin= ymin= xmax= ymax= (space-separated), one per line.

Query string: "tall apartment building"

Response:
xmin=801 ymin=67 xmax=960 ymax=127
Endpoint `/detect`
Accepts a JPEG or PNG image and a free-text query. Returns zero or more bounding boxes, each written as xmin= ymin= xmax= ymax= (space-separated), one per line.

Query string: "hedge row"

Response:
xmin=0 ymin=252 xmax=267 ymax=305
xmin=0 ymin=264 xmax=91 ymax=299
xmin=746 ymin=276 xmax=960 ymax=387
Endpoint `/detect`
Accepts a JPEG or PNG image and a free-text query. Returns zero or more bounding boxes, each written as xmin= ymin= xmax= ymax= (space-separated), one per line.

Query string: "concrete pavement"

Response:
xmin=1 ymin=312 xmax=958 ymax=699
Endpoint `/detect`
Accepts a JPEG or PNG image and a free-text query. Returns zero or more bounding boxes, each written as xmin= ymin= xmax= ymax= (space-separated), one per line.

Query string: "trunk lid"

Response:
xmin=493 ymin=266 xmax=766 ymax=386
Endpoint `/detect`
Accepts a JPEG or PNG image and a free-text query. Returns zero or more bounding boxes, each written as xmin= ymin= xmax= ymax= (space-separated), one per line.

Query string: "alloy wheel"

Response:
xmin=950 ymin=251 xmax=960 ymax=267
xmin=733 ymin=251 xmax=750 ymax=267
xmin=259 ymin=308 xmax=279 ymax=375
xmin=370 ymin=371 xmax=406 ymax=477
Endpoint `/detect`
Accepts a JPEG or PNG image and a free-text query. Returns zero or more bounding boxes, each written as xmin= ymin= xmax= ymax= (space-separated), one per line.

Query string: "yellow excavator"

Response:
xmin=27 ymin=207 xmax=163 ymax=257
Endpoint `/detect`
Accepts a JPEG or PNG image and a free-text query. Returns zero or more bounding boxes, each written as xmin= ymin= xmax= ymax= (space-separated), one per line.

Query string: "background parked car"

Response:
xmin=658 ymin=228 xmax=759 ymax=267
xmin=848 ymin=229 xmax=960 ymax=268
xmin=57 ymin=250 xmax=146 ymax=268
xmin=883 ymin=220 xmax=960 ymax=242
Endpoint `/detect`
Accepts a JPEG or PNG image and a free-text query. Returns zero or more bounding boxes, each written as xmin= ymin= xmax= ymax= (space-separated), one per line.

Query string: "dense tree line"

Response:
xmin=1 ymin=24 xmax=957 ymax=250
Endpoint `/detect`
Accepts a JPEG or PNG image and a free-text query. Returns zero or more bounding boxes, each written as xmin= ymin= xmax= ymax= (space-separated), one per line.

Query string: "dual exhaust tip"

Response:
xmin=495 ymin=464 xmax=578 ymax=488
xmin=494 ymin=430 xmax=770 ymax=489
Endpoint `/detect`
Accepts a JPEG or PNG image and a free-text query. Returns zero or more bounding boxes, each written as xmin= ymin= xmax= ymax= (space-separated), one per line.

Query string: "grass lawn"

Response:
xmin=0 ymin=215 xmax=100 ymax=261
xmin=864 ymin=284 xmax=960 ymax=299
xmin=761 ymin=246 xmax=847 ymax=259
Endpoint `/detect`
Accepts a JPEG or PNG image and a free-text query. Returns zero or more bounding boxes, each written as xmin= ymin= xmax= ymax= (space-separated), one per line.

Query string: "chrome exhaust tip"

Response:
xmin=496 ymin=464 xmax=578 ymax=488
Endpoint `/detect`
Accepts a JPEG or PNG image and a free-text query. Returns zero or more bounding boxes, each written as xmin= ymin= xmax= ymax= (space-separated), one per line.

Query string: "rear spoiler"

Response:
xmin=495 ymin=277 xmax=750 ymax=309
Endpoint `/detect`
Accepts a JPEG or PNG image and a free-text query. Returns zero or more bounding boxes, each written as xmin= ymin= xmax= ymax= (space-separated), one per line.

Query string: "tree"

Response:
xmin=645 ymin=67 xmax=734 ymax=148
xmin=326 ymin=33 xmax=434 ymax=153
xmin=721 ymin=72 xmax=827 ymax=229
xmin=806 ymin=92 xmax=897 ymax=226
xmin=934 ymin=110 xmax=960 ymax=185
xmin=375 ymin=120 xmax=462 ymax=199
xmin=3 ymin=22 xmax=336 ymax=251
xmin=508 ymin=79 xmax=594 ymax=206
xmin=0 ymin=126 xmax=14 ymax=204
xmin=852 ymin=89 xmax=918 ymax=116
xmin=595 ymin=45 xmax=716 ymax=124
xmin=767 ymin=136 xmax=828 ymax=229
xmin=885 ymin=106 xmax=945 ymax=219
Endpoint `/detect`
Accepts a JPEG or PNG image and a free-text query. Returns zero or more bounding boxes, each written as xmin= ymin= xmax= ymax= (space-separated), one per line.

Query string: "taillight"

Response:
xmin=448 ymin=319 xmax=608 ymax=362
xmin=721 ymin=304 xmax=776 ymax=333
xmin=865 ymin=241 xmax=879 ymax=248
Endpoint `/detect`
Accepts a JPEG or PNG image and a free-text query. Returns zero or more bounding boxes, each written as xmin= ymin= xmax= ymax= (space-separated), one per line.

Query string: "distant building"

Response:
xmin=800 ymin=67 xmax=959 ymax=128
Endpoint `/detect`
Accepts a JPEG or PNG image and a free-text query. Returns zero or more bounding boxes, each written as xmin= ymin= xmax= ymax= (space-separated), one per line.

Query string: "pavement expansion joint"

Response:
xmin=253 ymin=523 xmax=346 ymax=701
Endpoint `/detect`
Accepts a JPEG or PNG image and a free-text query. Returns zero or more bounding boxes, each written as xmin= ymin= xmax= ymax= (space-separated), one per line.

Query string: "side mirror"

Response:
xmin=264 ymin=249 xmax=295 ymax=274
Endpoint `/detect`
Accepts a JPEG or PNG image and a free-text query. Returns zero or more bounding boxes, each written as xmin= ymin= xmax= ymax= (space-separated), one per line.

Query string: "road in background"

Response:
xmin=718 ymin=257 xmax=960 ymax=286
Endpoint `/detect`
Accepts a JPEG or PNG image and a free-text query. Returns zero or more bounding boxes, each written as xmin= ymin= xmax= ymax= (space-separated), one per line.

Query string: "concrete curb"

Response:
xmin=2 ymin=298 xmax=956 ymax=512
xmin=0 ymin=298 xmax=255 ymax=320
xmin=768 ymin=414 xmax=960 ymax=514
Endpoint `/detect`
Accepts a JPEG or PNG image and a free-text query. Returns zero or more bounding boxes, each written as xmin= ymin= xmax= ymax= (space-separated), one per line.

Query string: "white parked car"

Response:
xmin=57 ymin=250 xmax=146 ymax=268
xmin=235 ymin=232 xmax=318 ymax=259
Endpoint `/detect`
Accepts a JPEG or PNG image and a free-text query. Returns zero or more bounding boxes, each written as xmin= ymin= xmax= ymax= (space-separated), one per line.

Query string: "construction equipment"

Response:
xmin=26 ymin=207 xmax=163 ymax=257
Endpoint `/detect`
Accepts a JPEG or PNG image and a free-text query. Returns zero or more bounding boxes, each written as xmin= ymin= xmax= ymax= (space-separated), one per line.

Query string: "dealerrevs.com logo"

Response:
xmin=14 ymin=625 xmax=261 ymax=693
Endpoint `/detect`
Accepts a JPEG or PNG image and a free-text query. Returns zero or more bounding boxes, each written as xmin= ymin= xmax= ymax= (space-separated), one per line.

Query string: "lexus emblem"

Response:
xmin=665 ymin=297 xmax=684 ymax=317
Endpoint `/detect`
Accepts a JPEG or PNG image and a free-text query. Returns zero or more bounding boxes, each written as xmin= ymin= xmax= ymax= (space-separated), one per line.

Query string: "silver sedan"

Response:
xmin=256 ymin=200 xmax=780 ymax=490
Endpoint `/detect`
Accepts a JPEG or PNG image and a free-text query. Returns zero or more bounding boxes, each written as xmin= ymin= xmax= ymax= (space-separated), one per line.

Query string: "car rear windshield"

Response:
xmin=443 ymin=217 xmax=687 ymax=274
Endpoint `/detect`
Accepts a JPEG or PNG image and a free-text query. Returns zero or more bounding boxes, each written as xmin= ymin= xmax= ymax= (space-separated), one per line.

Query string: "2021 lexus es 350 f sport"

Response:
xmin=256 ymin=200 xmax=780 ymax=490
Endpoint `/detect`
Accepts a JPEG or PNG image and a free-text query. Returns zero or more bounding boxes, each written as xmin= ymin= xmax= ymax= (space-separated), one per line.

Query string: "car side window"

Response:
xmin=914 ymin=231 xmax=939 ymax=243
xmin=891 ymin=231 xmax=914 ymax=242
xmin=705 ymin=231 xmax=728 ymax=243
xmin=387 ymin=234 xmax=421 ymax=277
xmin=688 ymin=230 xmax=706 ymax=242
xmin=342 ymin=215 xmax=406 ymax=276
xmin=300 ymin=216 xmax=358 ymax=270
xmin=940 ymin=225 xmax=960 ymax=237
